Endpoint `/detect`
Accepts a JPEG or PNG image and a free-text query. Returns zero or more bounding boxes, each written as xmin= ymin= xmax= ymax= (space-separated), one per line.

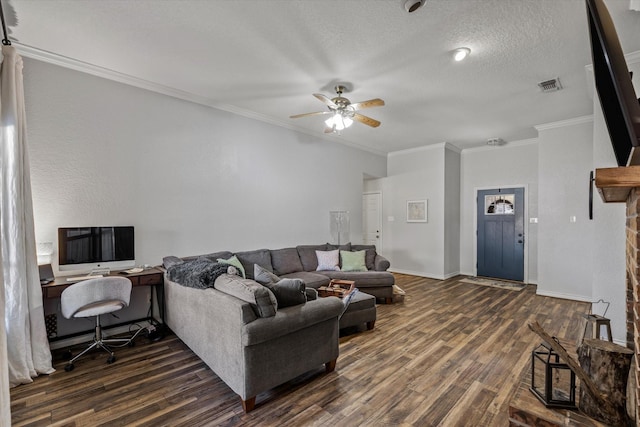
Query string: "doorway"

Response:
xmin=362 ymin=192 xmax=382 ymax=248
xmin=476 ymin=187 xmax=525 ymax=281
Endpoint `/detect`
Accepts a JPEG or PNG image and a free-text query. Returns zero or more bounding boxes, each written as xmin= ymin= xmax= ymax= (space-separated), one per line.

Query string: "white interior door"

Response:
xmin=363 ymin=192 xmax=382 ymax=248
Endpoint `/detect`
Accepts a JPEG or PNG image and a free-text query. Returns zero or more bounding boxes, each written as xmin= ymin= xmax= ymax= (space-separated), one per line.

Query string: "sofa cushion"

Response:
xmin=167 ymin=257 xmax=228 ymax=289
xmin=340 ymin=250 xmax=367 ymax=272
xmin=235 ymin=249 xmax=272 ymax=279
xmin=351 ymin=245 xmax=377 ymax=270
xmin=264 ymin=278 xmax=307 ymax=308
xmin=254 ymin=264 xmax=280 ymax=285
xmin=214 ymin=274 xmax=277 ymax=318
xmin=217 ymin=255 xmax=246 ymax=278
xmin=326 ymin=242 xmax=352 ymax=252
xmin=316 ymin=249 xmax=340 ymax=271
xmin=296 ymin=244 xmax=328 ymax=271
xmin=270 ymin=247 xmax=304 ymax=275
xmin=316 ymin=270 xmax=396 ymax=287
xmin=281 ymin=271 xmax=331 ymax=289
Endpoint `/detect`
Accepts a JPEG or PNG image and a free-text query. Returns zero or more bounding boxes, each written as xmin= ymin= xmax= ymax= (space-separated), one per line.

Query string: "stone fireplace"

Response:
xmin=627 ymin=187 xmax=640 ymax=419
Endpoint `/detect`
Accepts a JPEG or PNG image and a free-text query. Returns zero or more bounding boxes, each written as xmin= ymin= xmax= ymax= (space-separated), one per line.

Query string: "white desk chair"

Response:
xmin=61 ymin=276 xmax=132 ymax=371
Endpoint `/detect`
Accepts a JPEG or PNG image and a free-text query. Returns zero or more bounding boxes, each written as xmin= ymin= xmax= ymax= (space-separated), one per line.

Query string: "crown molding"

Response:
xmin=387 ymin=141 xmax=450 ymax=158
xmin=14 ymin=42 xmax=387 ymax=157
xmin=461 ymin=137 xmax=539 ymax=154
xmin=534 ymin=115 xmax=594 ymax=131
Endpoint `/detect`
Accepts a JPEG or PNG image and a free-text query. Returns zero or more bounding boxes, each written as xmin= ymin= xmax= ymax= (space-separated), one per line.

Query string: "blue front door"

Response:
xmin=476 ymin=188 xmax=525 ymax=281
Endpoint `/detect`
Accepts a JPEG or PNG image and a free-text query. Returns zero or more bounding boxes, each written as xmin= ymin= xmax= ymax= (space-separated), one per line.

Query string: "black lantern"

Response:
xmin=530 ymin=342 xmax=576 ymax=409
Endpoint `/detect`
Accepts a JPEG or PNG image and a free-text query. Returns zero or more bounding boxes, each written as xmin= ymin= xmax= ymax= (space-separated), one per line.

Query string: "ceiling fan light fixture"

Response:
xmin=453 ymin=47 xmax=471 ymax=62
xmin=325 ymin=113 xmax=353 ymax=131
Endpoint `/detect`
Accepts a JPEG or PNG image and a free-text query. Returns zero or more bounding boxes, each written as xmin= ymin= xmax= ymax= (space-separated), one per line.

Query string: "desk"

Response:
xmin=42 ymin=267 xmax=165 ymax=342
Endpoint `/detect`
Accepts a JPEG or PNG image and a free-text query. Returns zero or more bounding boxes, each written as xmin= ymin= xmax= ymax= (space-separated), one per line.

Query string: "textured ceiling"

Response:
xmin=6 ymin=0 xmax=640 ymax=154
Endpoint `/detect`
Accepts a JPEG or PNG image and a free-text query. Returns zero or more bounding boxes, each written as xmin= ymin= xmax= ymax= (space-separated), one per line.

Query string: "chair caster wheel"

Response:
xmin=107 ymin=355 xmax=116 ymax=364
xmin=64 ymin=363 xmax=74 ymax=372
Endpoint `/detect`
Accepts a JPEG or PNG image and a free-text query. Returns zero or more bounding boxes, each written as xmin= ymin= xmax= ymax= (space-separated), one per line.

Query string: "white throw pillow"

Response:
xmin=315 ymin=249 xmax=341 ymax=271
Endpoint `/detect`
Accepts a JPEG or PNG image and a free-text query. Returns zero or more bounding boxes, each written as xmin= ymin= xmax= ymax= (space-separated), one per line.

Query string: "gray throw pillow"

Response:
xmin=305 ymin=288 xmax=318 ymax=301
xmin=265 ymin=278 xmax=307 ymax=308
xmin=254 ymin=264 xmax=280 ymax=285
xmin=214 ymin=274 xmax=277 ymax=318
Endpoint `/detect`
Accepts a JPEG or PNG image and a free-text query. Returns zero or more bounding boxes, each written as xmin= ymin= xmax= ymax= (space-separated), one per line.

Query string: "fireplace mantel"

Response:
xmin=595 ymin=166 xmax=640 ymax=202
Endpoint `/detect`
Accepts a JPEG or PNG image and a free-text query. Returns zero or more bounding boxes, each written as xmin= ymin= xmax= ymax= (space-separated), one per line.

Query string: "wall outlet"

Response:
xmin=570 ymin=216 xmax=577 ymax=223
xmin=529 ymin=217 xmax=538 ymax=223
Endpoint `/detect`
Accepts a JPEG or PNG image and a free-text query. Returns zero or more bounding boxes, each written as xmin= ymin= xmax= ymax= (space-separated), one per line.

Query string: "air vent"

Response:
xmin=538 ymin=78 xmax=562 ymax=92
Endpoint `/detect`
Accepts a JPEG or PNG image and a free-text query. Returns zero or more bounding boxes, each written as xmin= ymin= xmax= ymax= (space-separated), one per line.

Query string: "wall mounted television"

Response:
xmin=586 ymin=0 xmax=640 ymax=166
xmin=57 ymin=226 xmax=135 ymax=272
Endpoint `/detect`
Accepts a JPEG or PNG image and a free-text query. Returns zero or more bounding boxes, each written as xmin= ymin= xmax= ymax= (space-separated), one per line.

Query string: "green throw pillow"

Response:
xmin=217 ymin=255 xmax=246 ymax=278
xmin=340 ymin=250 xmax=367 ymax=272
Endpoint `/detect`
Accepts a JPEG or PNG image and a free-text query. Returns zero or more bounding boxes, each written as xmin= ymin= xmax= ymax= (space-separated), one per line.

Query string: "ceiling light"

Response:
xmin=325 ymin=113 xmax=353 ymax=131
xmin=404 ymin=0 xmax=426 ymax=13
xmin=486 ymin=138 xmax=505 ymax=146
xmin=453 ymin=47 xmax=471 ymax=62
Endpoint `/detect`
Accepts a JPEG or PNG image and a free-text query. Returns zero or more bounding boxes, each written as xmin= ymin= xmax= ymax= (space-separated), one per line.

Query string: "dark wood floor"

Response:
xmin=10 ymin=274 xmax=590 ymax=426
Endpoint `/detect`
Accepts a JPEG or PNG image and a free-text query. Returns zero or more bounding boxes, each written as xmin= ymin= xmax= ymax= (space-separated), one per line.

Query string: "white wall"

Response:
xmin=23 ymin=58 xmax=387 ymax=271
xmin=365 ymin=144 xmax=456 ymax=279
xmin=459 ymin=140 xmax=539 ymax=282
xmin=536 ymin=119 xmax=594 ymax=301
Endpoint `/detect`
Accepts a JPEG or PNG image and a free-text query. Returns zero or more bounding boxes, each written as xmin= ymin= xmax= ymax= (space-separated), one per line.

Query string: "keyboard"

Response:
xmin=65 ymin=274 xmax=104 ymax=282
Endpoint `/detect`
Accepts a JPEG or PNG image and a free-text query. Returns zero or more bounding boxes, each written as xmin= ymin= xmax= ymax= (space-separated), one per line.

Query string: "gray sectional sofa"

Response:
xmin=162 ymin=243 xmax=393 ymax=411
xmin=164 ymin=272 xmax=343 ymax=412
xmin=189 ymin=243 xmax=395 ymax=302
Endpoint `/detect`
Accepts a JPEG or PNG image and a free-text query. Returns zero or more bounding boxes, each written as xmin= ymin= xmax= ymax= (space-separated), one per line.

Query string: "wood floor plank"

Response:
xmin=10 ymin=274 xmax=592 ymax=426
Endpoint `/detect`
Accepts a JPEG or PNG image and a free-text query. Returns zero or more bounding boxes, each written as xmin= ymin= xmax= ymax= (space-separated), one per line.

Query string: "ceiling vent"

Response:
xmin=404 ymin=0 xmax=426 ymax=13
xmin=486 ymin=138 xmax=505 ymax=146
xmin=538 ymin=78 xmax=562 ymax=93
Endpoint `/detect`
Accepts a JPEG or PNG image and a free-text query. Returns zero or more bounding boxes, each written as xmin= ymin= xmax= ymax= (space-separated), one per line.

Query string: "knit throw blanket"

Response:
xmin=167 ymin=258 xmax=230 ymax=289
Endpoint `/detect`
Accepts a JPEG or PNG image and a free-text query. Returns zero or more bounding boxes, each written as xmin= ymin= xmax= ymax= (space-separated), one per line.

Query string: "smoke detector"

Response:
xmin=538 ymin=77 xmax=562 ymax=92
xmin=486 ymin=138 xmax=506 ymax=146
xmin=404 ymin=0 xmax=426 ymax=13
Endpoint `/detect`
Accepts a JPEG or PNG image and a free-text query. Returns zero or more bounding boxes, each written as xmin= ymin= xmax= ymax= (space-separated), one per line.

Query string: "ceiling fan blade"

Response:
xmin=351 ymin=98 xmax=385 ymax=110
xmin=313 ymin=93 xmax=338 ymax=109
xmin=290 ymin=111 xmax=333 ymax=119
xmin=353 ymin=113 xmax=381 ymax=128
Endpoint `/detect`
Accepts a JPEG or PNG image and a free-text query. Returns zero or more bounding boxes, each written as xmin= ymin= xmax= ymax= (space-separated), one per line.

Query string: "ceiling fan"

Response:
xmin=290 ymin=85 xmax=385 ymax=134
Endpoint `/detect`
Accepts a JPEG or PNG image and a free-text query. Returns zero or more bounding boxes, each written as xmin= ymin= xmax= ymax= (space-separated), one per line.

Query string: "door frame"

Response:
xmin=473 ymin=184 xmax=529 ymax=283
xmin=362 ymin=191 xmax=383 ymax=250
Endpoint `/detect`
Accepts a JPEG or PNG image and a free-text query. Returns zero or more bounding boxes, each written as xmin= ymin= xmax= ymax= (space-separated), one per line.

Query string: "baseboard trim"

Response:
xmin=388 ymin=268 xmax=442 ymax=280
xmin=536 ymin=289 xmax=592 ymax=303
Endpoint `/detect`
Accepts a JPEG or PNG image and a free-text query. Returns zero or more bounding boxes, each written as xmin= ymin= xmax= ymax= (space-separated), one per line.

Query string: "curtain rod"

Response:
xmin=0 ymin=0 xmax=11 ymax=45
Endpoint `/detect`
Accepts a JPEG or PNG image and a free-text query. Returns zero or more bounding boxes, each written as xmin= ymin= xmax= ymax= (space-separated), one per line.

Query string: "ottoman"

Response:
xmin=340 ymin=291 xmax=376 ymax=330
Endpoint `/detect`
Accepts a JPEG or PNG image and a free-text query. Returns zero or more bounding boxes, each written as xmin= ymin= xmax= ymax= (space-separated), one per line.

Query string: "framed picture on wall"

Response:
xmin=407 ymin=200 xmax=427 ymax=222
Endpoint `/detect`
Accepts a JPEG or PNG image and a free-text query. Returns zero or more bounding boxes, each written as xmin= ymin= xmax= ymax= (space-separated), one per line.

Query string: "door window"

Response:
xmin=485 ymin=195 xmax=515 ymax=215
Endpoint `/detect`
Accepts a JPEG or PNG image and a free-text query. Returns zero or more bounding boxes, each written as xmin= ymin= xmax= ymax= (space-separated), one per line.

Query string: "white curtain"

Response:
xmin=0 ymin=44 xmax=53 ymax=409
xmin=0 ymin=249 xmax=8 ymax=427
